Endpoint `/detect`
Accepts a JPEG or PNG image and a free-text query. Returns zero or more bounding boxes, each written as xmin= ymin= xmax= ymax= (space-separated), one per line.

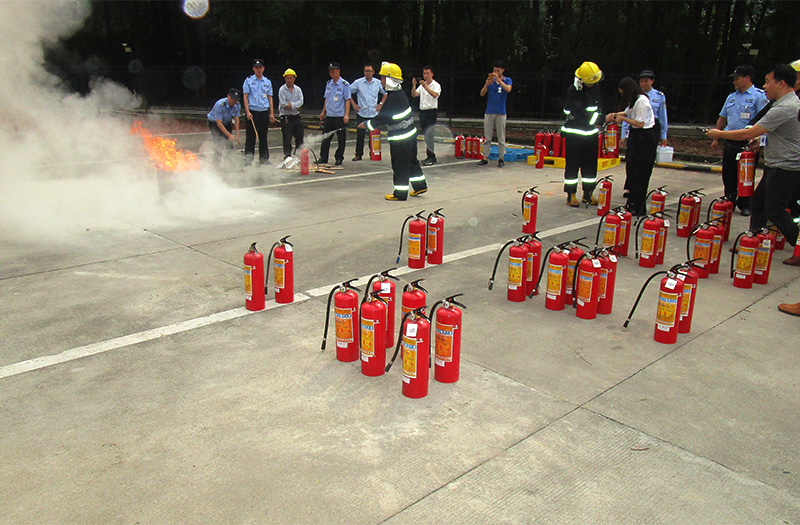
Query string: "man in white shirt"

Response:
xmin=412 ymin=66 xmax=441 ymax=165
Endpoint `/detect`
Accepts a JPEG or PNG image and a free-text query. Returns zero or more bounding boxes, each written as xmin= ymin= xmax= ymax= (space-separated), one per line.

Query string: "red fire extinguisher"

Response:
xmin=597 ymin=176 xmax=613 ymax=216
xmin=647 ymin=186 xmax=668 ymax=215
xmin=636 ymin=215 xmax=661 ymax=268
xmin=426 ymin=208 xmax=445 ymax=265
xmin=454 ymin=133 xmax=465 ymax=158
xmin=615 ymin=206 xmax=633 ymax=257
xmin=595 ymin=209 xmax=622 ymax=250
xmin=572 ymin=250 xmax=602 ymax=320
xmin=552 ymin=132 xmax=563 ymax=157
xmin=535 ymin=143 xmax=547 ymax=169
xmin=753 ymin=228 xmax=776 ymax=285
xmin=266 ymin=235 xmax=294 ymax=304
xmin=386 ymin=307 xmax=431 ymax=399
xmin=369 ymin=129 xmax=382 ymax=161
xmin=524 ymin=233 xmax=543 ymax=298
xmin=359 ymin=291 xmax=388 ymax=376
xmin=730 ymin=230 xmax=760 ymax=289
xmin=521 ymin=186 xmax=539 ymax=234
xmin=676 ymin=260 xmax=701 ymax=334
xmin=653 ymin=212 xmax=669 ymax=266
xmin=535 ymin=242 xmax=570 ymax=311
xmin=477 ymin=136 xmax=486 ymax=160
xmin=402 ymin=279 xmax=427 ymax=315
xmin=534 ymin=131 xmax=545 ymax=153
xmin=488 ymin=236 xmax=530 ymax=302
xmin=605 ymin=123 xmax=619 ymax=157
xmin=321 ymin=279 xmax=361 ymax=362
xmin=300 ymin=148 xmax=310 ymax=175
xmin=464 ymin=136 xmax=473 ymax=158
xmin=737 ymin=150 xmax=755 ymax=197
xmin=791 ymin=228 xmax=800 ymax=260
xmin=366 ymin=268 xmax=400 ymax=351
xmin=624 ymin=265 xmax=685 ymax=345
xmin=706 ymin=220 xmax=725 ymax=274
xmin=689 ymin=189 xmax=704 ymax=230
xmin=770 ymin=223 xmax=785 ymax=251
xmin=707 ymin=196 xmax=734 ymax=243
xmin=244 ymin=242 xmax=265 ymax=311
xmin=597 ymin=247 xmax=619 ymax=315
xmin=677 ymin=190 xmax=702 ymax=238
xmin=396 ymin=211 xmax=427 ymax=269
xmin=564 ymin=239 xmax=588 ymax=306
xmin=429 ymin=294 xmax=467 ymax=383
xmin=686 ymin=224 xmax=714 ymax=279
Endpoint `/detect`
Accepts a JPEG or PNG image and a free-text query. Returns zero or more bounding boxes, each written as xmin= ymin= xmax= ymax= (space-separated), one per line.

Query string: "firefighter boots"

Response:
xmin=567 ymin=193 xmax=580 ymax=207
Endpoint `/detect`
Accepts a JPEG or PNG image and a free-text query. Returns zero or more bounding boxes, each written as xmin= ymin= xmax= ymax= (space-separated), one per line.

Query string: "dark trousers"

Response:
xmin=564 ymin=133 xmax=598 ymax=194
xmin=320 ymin=116 xmax=346 ymax=163
xmin=750 ymin=167 xmax=800 ymax=246
xmin=419 ymin=109 xmax=438 ymax=159
xmin=355 ymin=115 xmax=368 ymax=157
xmin=625 ymin=127 xmax=659 ymax=216
xmin=208 ymin=121 xmax=233 ymax=165
xmin=722 ymin=140 xmax=759 ymax=211
xmin=280 ymin=114 xmax=304 ymax=158
xmin=390 ymin=137 xmax=426 ymax=200
xmin=245 ymin=110 xmax=270 ymax=163
xmin=624 ymin=120 xmax=660 ymax=193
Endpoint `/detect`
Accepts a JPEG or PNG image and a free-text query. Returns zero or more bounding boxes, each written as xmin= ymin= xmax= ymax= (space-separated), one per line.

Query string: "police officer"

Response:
xmin=711 ymin=65 xmax=768 ymax=215
xmin=318 ymin=62 xmax=351 ymax=166
xmin=358 ymin=62 xmax=427 ymax=201
xmin=207 ymin=88 xmax=241 ymax=168
xmin=561 ymin=61 xmax=604 ymax=207
xmin=621 ymin=70 xmax=668 ymax=147
xmin=242 ymin=59 xmax=275 ymax=166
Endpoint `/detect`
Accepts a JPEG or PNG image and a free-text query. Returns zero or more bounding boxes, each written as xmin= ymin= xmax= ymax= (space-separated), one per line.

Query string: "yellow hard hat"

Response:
xmin=575 ymin=61 xmax=603 ymax=85
xmin=791 ymin=60 xmax=800 ymax=72
xmin=283 ymin=68 xmax=297 ymax=77
xmin=379 ymin=62 xmax=403 ymax=81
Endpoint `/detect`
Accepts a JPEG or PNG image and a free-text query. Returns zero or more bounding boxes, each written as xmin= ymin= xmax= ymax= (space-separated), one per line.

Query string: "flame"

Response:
xmin=131 ymin=121 xmax=199 ymax=171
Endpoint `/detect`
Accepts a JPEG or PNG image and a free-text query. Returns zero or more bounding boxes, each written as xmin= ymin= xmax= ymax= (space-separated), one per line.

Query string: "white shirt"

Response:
xmin=626 ymin=94 xmax=655 ymax=129
xmin=416 ymin=79 xmax=441 ymax=110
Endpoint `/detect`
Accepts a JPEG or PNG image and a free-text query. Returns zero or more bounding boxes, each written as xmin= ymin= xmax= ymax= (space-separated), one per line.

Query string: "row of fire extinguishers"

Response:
xmin=320 ymin=273 xmax=467 ymax=400
xmin=453 ymin=134 xmax=485 ymax=160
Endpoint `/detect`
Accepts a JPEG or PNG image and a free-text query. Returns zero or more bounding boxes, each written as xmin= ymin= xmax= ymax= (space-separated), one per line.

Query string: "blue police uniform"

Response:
xmin=622 ymin=88 xmax=668 ymax=142
xmin=207 ymin=96 xmax=241 ymax=167
xmin=320 ymin=76 xmax=351 ymax=164
xmin=243 ymin=73 xmax=274 ymax=164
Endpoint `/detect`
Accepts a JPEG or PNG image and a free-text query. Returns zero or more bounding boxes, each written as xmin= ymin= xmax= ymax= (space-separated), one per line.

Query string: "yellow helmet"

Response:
xmin=575 ymin=61 xmax=603 ymax=85
xmin=283 ymin=68 xmax=297 ymax=77
xmin=379 ymin=62 xmax=403 ymax=81
xmin=791 ymin=60 xmax=800 ymax=72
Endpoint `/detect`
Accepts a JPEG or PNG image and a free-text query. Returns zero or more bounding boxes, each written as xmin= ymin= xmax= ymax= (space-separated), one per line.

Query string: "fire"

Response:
xmin=130 ymin=121 xmax=199 ymax=171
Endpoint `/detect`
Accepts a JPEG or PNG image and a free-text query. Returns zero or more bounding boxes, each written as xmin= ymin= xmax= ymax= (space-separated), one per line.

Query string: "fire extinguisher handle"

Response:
xmin=380 ymin=267 xmax=400 ymax=281
xmin=280 ymin=235 xmax=292 ymax=246
xmin=248 ymin=242 xmax=259 ymax=253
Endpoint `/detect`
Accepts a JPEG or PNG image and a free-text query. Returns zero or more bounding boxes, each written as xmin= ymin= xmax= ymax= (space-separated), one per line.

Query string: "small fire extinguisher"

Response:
xmin=552 ymin=132 xmax=563 ymax=157
xmin=396 ymin=211 xmax=427 ymax=269
xmin=402 ymin=279 xmax=427 ymax=315
xmin=244 ymin=242 xmax=265 ymax=311
xmin=689 ymin=189 xmax=705 ymax=230
xmin=534 ymin=241 xmax=570 ymax=311
xmin=653 ymin=212 xmax=670 ymax=266
xmin=753 ymin=227 xmax=776 ymax=285
xmin=595 ymin=209 xmax=622 ymax=250
xmin=488 ymin=236 xmax=530 ymax=302
xmin=367 ymin=268 xmax=400 ymax=350
xmin=730 ymin=230 xmax=760 ymax=289
xmin=454 ymin=133 xmax=465 ymax=158
xmin=597 ymin=246 xmax=619 ymax=315
xmin=636 ymin=214 xmax=661 ymax=268
xmin=647 ymin=186 xmax=668 ymax=215
xmin=477 ymin=136 xmax=486 ymax=160
xmin=386 ymin=307 xmax=431 ymax=399
xmin=524 ymin=233 xmax=543 ymax=297
xmin=535 ymin=143 xmax=547 ymax=169
xmin=426 ymin=208 xmax=445 ymax=265
xmin=321 ymin=279 xmax=362 ymax=362
xmin=266 ymin=235 xmax=294 ymax=303
xmin=597 ymin=176 xmax=613 ymax=216
xmin=676 ymin=189 xmax=703 ymax=238
xmin=369 ymin=129 xmax=382 ymax=161
xmin=605 ymin=123 xmax=619 ymax=156
xmin=624 ymin=264 xmax=686 ymax=345
xmin=359 ymin=291 xmax=388 ymax=376
xmin=706 ymin=196 xmax=734 ymax=243
xmin=520 ymin=186 xmax=539 ymax=234
xmin=429 ymin=294 xmax=467 ymax=384
xmin=676 ymin=259 xmax=702 ymax=334
xmin=737 ymin=150 xmax=755 ymax=197
xmin=686 ymin=224 xmax=714 ymax=279
xmin=706 ymin=219 xmax=725 ymax=274
xmin=299 ymin=148 xmax=310 ymax=175
xmin=572 ymin=249 xmax=603 ymax=320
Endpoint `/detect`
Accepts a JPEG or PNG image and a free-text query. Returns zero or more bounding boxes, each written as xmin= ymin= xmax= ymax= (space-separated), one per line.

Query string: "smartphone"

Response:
xmin=696 ymin=126 xmax=709 ymax=133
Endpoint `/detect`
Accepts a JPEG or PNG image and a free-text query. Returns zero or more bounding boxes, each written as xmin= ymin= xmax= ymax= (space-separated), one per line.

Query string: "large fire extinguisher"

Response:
xmin=366 ymin=268 xmax=400 ymax=351
xmin=386 ymin=307 xmax=431 ymax=399
xmin=521 ymin=186 xmax=539 ymax=234
xmin=597 ymin=176 xmax=613 ymax=216
xmin=299 ymin=148 xmax=310 ymax=175
xmin=572 ymin=250 xmax=602 ymax=320
xmin=737 ymin=150 xmax=755 ymax=197
xmin=686 ymin=224 xmax=714 ymax=279
xmin=266 ymin=235 xmax=294 ymax=303
xmin=488 ymin=236 xmax=530 ymax=302
xmin=534 ymin=241 xmax=570 ymax=310
xmin=359 ymin=291 xmax=388 ymax=376
xmin=676 ymin=260 xmax=701 ymax=334
xmin=454 ymin=133 xmax=465 ymax=158
xmin=402 ymin=279 xmax=427 ymax=315
xmin=605 ymin=123 xmax=619 ymax=157
xmin=369 ymin=129 xmax=382 ymax=161
xmin=426 ymin=208 xmax=445 ymax=265
xmin=707 ymin=196 xmax=734 ymax=243
xmin=730 ymin=230 xmax=760 ymax=289
xmin=624 ymin=265 xmax=686 ymax=345
xmin=244 ymin=242 xmax=265 ymax=311
xmin=647 ymin=186 xmax=668 ymax=215
xmin=597 ymin=247 xmax=619 ymax=315
xmin=636 ymin=214 xmax=661 ymax=268
xmin=524 ymin=233 xmax=543 ymax=297
xmin=321 ymin=279 xmax=361 ymax=362
xmin=753 ymin=227 xmax=776 ymax=285
xmin=396 ymin=211 xmax=427 ymax=269
xmin=429 ymin=294 xmax=467 ymax=384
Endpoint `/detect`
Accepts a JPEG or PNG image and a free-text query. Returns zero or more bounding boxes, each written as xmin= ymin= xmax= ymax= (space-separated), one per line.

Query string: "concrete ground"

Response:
xmin=2 ymin=131 xmax=799 ymax=524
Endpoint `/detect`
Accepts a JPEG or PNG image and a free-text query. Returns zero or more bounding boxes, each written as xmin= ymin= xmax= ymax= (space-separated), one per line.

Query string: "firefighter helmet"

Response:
xmin=379 ymin=62 xmax=403 ymax=81
xmin=283 ymin=68 xmax=297 ymax=77
xmin=575 ymin=61 xmax=603 ymax=85
xmin=791 ymin=60 xmax=800 ymax=72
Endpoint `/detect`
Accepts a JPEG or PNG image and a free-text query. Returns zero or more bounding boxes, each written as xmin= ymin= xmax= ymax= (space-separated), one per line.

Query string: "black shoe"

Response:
xmin=498 ymin=159 xmax=505 ymax=168
xmin=422 ymin=157 xmax=437 ymax=166
xmin=352 ymin=155 xmax=362 ymax=161
xmin=260 ymin=159 xmax=270 ymax=165
xmin=316 ymin=159 xmax=328 ymax=165
xmin=476 ymin=159 xmax=488 ymax=166
xmin=335 ymin=160 xmax=343 ymax=166
xmin=740 ymin=208 xmax=751 ymax=216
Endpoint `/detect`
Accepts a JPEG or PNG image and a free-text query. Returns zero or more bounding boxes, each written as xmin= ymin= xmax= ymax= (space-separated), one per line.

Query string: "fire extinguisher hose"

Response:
xmin=385 ymin=311 xmax=413 ymax=372
xmin=595 ymin=210 xmax=612 ymax=246
xmin=729 ymin=231 xmax=748 ymax=278
xmin=321 ymin=279 xmax=361 ymax=351
xmin=488 ymin=240 xmax=516 ymax=290
xmin=623 ymin=270 xmax=669 ymax=328
xmin=571 ymin=252 xmax=591 ymax=308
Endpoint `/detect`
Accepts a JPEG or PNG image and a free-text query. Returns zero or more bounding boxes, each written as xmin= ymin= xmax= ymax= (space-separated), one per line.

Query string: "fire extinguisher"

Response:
xmin=520 ymin=186 xmax=539 ymax=234
xmin=624 ymin=264 xmax=685 ymax=345
xmin=676 ymin=260 xmax=702 ymax=334
xmin=366 ymin=268 xmax=400 ymax=351
xmin=266 ymin=235 xmax=294 ymax=303
xmin=597 ymin=247 xmax=619 ymax=315
xmin=535 ymin=143 xmax=547 ymax=169
xmin=429 ymin=294 xmax=467 ymax=383
xmin=635 ymin=214 xmax=661 ymax=268
xmin=707 ymin=196 xmax=734 ymax=243
xmin=454 ymin=133 xmax=465 ymax=158
xmin=369 ymin=129 xmax=382 ymax=161
xmin=791 ymin=228 xmax=800 ymax=260
xmin=426 ymin=208 xmax=445 ymax=265
xmin=402 ymin=279 xmax=427 ymax=315
xmin=689 ymin=189 xmax=705 ymax=230
xmin=396 ymin=211 xmax=427 ymax=269
xmin=386 ymin=307 xmax=431 ymax=399
xmin=564 ymin=239 xmax=588 ymax=306
xmin=653 ymin=212 xmax=669 ymax=266
xmin=706 ymin=219 xmax=725 ymax=275
xmin=359 ymin=291 xmax=388 ymax=376
xmin=244 ymin=242 xmax=265 ymax=311
xmin=524 ymin=233 xmax=543 ymax=297
xmin=534 ymin=131 xmax=545 ymax=153
xmin=647 ymin=186 xmax=668 ymax=215
xmin=488 ymin=236 xmax=530 ymax=302
xmin=543 ymin=132 xmax=553 ymax=155
xmin=552 ymin=132 xmax=563 ymax=157
xmin=605 ymin=123 xmax=619 ymax=157
xmin=737 ymin=150 xmax=755 ymax=197
xmin=597 ymin=176 xmax=613 ymax=216
xmin=572 ymin=250 xmax=602 ymax=320
xmin=533 ymin=242 xmax=570 ymax=310
xmin=595 ymin=209 xmax=622 ymax=249
xmin=321 ymin=279 xmax=362 ymax=362
xmin=730 ymin=230 xmax=760 ymax=289
xmin=616 ymin=206 xmax=634 ymax=257
xmin=753 ymin=227 xmax=776 ymax=285
xmin=597 ymin=132 xmax=605 ymax=158
xmin=676 ymin=189 xmax=703 ymax=238
xmin=770 ymin=223 xmax=785 ymax=251
xmin=299 ymin=148 xmax=310 ymax=175
xmin=477 ymin=136 xmax=486 ymax=160
xmin=686 ymin=223 xmax=714 ymax=279
xmin=464 ymin=136 xmax=473 ymax=158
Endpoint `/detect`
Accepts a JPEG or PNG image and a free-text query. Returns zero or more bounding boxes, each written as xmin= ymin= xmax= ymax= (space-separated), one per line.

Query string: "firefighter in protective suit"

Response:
xmin=561 ymin=61 xmax=604 ymax=207
xmin=359 ymin=62 xmax=427 ymax=201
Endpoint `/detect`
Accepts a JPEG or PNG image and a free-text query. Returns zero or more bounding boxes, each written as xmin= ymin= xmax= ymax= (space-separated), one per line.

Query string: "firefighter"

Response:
xmin=358 ymin=62 xmax=427 ymax=201
xmin=561 ymin=61 xmax=604 ymax=207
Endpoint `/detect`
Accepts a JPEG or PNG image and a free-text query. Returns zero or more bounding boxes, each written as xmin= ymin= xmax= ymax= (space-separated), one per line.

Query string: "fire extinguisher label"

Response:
xmin=657 ymin=227 xmax=666 ymax=254
xmin=546 ymin=263 xmax=564 ymax=298
xmin=427 ymin=227 xmax=437 ymax=253
xmin=598 ymin=188 xmax=607 ymax=208
xmin=409 ymin=233 xmax=422 ymax=260
xmin=523 ymin=201 xmax=531 ymax=223
xmin=711 ymin=237 xmax=722 ymax=262
xmin=402 ymin=336 xmax=417 ymax=380
xmin=641 ymin=229 xmax=656 ymax=256
xmin=334 ymin=307 xmax=355 ymax=345
xmin=603 ymin=224 xmax=617 ymax=247
xmin=736 ymin=247 xmax=756 ymax=274
xmin=656 ymin=291 xmax=680 ymax=329
xmin=755 ymin=245 xmax=770 ymax=272
xmin=576 ymin=271 xmax=593 ymax=304
xmin=694 ymin=239 xmax=711 ymax=266
xmin=598 ymin=268 xmax=608 ymax=299
xmin=274 ymin=258 xmax=285 ymax=289
xmin=244 ymin=265 xmax=253 ymax=299
xmin=526 ymin=254 xmax=534 ymax=282
xmin=360 ymin=318 xmax=375 ymax=359
xmin=681 ymin=283 xmax=693 ymax=318
xmin=678 ymin=205 xmax=691 ymax=227
xmin=508 ymin=256 xmax=523 ymax=288
xmin=435 ymin=322 xmax=454 ymax=363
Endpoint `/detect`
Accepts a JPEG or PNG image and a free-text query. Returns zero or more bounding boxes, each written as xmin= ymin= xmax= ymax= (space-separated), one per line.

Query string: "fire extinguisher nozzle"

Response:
xmin=488 ymin=279 xmax=494 ymax=291
xmin=395 ymin=256 xmax=401 ymax=264
xmin=623 ymin=320 xmax=630 ymax=328
xmin=321 ymin=339 xmax=327 ymax=351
